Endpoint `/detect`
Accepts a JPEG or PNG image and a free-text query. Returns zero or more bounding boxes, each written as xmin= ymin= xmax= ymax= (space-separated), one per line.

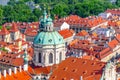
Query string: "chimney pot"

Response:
xmin=19 ymin=66 xmax=22 ymax=72
xmin=8 ymin=68 xmax=12 ymax=76
xmin=23 ymin=64 xmax=28 ymax=71
xmin=3 ymin=70 xmax=6 ymax=77
xmin=13 ymin=67 xmax=17 ymax=74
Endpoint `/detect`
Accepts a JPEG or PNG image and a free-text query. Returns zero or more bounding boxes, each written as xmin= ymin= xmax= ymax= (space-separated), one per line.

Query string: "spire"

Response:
xmin=43 ymin=4 xmax=47 ymax=21
xmin=39 ymin=5 xmax=47 ymax=31
xmin=39 ymin=5 xmax=54 ymax=32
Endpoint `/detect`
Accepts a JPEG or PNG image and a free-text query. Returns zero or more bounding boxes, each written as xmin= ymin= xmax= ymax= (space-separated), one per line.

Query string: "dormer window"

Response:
xmin=49 ymin=39 xmax=52 ymax=43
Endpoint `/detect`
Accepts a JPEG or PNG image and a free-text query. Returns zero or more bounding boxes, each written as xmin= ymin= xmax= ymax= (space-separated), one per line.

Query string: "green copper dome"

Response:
xmin=34 ymin=31 xmax=64 ymax=45
xmin=34 ymin=8 xmax=64 ymax=45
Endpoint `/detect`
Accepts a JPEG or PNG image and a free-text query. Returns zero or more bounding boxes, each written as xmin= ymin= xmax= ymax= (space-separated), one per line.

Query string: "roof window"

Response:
xmin=63 ymin=67 xmax=68 ymax=71
xmin=99 ymin=64 xmax=103 ymax=67
xmin=91 ymin=62 xmax=96 ymax=66
xmin=52 ymin=76 xmax=56 ymax=79
xmin=83 ymin=70 xmax=87 ymax=74
xmin=62 ymin=78 xmax=66 ymax=80
xmin=49 ymin=39 xmax=52 ymax=43
xmin=71 ymin=59 xmax=76 ymax=63
xmin=72 ymin=69 xmax=77 ymax=72
xmin=91 ymin=72 xmax=95 ymax=75
xmin=82 ymin=61 xmax=87 ymax=64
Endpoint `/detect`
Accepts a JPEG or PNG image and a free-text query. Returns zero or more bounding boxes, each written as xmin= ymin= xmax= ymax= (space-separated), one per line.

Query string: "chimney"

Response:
xmin=13 ymin=67 xmax=17 ymax=74
xmin=80 ymin=76 xmax=83 ymax=80
xmin=8 ymin=68 xmax=12 ymax=76
xmin=23 ymin=64 xmax=28 ymax=71
xmin=19 ymin=66 xmax=22 ymax=72
xmin=3 ymin=70 xmax=6 ymax=77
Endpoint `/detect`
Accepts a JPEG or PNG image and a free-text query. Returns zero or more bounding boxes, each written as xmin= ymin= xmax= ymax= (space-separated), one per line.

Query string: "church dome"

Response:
xmin=34 ymin=8 xmax=65 ymax=45
xmin=47 ymin=16 xmax=52 ymax=22
xmin=33 ymin=31 xmax=64 ymax=45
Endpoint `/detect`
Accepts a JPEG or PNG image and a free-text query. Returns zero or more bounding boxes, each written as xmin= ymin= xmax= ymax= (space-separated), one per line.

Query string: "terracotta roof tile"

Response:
xmin=116 ymin=34 xmax=120 ymax=42
xmin=0 ymin=52 xmax=24 ymax=67
xmin=99 ymin=47 xmax=111 ymax=59
xmin=0 ymin=26 xmax=9 ymax=35
xmin=24 ymin=28 xmax=38 ymax=37
xmin=9 ymin=22 xmax=19 ymax=32
xmin=11 ymin=58 xmax=24 ymax=66
xmin=76 ymin=30 xmax=88 ymax=36
xmin=108 ymin=39 xmax=119 ymax=49
xmin=106 ymin=9 xmax=120 ymax=15
xmin=50 ymin=57 xmax=106 ymax=80
xmin=58 ymin=29 xmax=74 ymax=39
xmin=82 ymin=55 xmax=99 ymax=61
xmin=55 ymin=15 xmax=106 ymax=28
xmin=1 ymin=70 xmax=32 ymax=80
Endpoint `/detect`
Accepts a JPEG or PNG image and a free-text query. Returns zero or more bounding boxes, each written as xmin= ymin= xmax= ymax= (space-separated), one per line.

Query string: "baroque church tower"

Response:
xmin=33 ymin=9 xmax=66 ymax=67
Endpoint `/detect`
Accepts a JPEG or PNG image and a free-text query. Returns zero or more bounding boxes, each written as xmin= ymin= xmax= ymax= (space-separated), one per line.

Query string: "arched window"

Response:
xmin=39 ymin=53 xmax=42 ymax=63
xmin=59 ymin=52 xmax=62 ymax=62
xmin=49 ymin=53 xmax=53 ymax=63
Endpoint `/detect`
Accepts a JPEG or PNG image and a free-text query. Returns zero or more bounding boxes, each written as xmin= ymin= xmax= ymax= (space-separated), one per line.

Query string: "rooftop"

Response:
xmin=50 ymin=57 xmax=106 ymax=80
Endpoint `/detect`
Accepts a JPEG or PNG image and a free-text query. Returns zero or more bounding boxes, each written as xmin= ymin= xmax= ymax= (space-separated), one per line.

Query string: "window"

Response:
xmin=49 ymin=39 xmax=52 ymax=43
xmin=39 ymin=53 xmax=42 ymax=63
xmin=39 ymin=38 xmax=41 ymax=42
xmin=59 ymin=38 xmax=61 ymax=41
xmin=49 ymin=53 xmax=53 ymax=63
xmin=59 ymin=52 xmax=62 ymax=62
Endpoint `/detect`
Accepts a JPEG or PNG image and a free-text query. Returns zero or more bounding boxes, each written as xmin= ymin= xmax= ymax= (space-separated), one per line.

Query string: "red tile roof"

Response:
xmin=30 ymin=66 xmax=51 ymax=75
xmin=76 ymin=30 xmax=88 ymax=36
xmin=106 ymin=9 xmax=120 ymax=15
xmin=0 ymin=41 xmax=7 ymax=47
xmin=108 ymin=21 xmax=117 ymax=26
xmin=49 ymin=57 xmax=106 ymax=80
xmin=108 ymin=39 xmax=119 ymax=49
xmin=82 ymin=55 xmax=99 ymax=61
xmin=55 ymin=15 xmax=106 ymax=28
xmin=0 ymin=26 xmax=9 ymax=35
xmin=99 ymin=47 xmax=112 ymax=59
xmin=0 ymin=52 xmax=24 ymax=67
xmin=24 ymin=28 xmax=38 ymax=37
xmin=58 ymin=29 xmax=74 ymax=39
xmin=1 ymin=70 xmax=32 ymax=80
xmin=116 ymin=34 xmax=120 ymax=42
xmin=9 ymin=22 xmax=19 ymax=32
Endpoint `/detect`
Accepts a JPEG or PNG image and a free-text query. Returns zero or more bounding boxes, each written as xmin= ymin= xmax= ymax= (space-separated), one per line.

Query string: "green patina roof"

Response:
xmin=33 ymin=31 xmax=64 ymax=45
xmin=35 ymin=8 xmax=64 ymax=45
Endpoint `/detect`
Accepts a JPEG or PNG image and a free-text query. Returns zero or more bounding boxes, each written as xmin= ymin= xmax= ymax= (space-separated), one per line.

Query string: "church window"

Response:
xmin=49 ymin=39 xmax=52 ymax=43
xmin=59 ymin=38 xmax=61 ymax=41
xmin=39 ymin=38 xmax=41 ymax=42
xmin=49 ymin=53 xmax=53 ymax=63
xmin=39 ymin=53 xmax=42 ymax=63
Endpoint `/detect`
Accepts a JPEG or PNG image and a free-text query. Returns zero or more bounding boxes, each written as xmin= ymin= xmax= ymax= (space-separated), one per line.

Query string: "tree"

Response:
xmin=52 ymin=2 xmax=68 ymax=18
xmin=0 ymin=7 xmax=3 ymax=25
xmin=3 ymin=1 xmax=34 ymax=22
xmin=116 ymin=0 xmax=120 ymax=7
xmin=33 ymin=8 xmax=42 ymax=19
